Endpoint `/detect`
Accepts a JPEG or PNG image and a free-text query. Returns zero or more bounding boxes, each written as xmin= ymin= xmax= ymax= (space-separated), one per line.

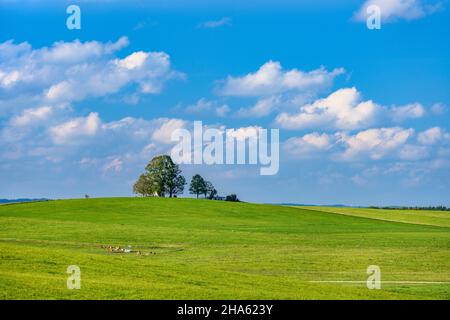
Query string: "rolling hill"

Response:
xmin=0 ymin=198 xmax=449 ymax=299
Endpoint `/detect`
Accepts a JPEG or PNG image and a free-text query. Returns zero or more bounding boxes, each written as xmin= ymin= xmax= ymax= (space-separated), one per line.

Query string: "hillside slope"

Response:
xmin=0 ymin=198 xmax=449 ymax=299
xmin=300 ymin=206 xmax=450 ymax=228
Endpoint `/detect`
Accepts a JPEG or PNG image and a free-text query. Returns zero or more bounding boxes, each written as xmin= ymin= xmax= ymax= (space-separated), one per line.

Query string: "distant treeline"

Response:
xmin=0 ymin=198 xmax=49 ymax=204
xmin=368 ymin=206 xmax=450 ymax=211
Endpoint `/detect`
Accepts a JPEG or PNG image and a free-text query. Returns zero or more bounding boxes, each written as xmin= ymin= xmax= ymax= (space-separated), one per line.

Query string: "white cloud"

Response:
xmin=227 ymin=126 xmax=261 ymax=140
xmin=284 ymin=132 xmax=334 ymax=157
xmin=0 ymin=70 xmax=20 ymax=87
xmin=284 ymin=125 xmax=449 ymax=162
xmin=117 ymin=51 xmax=149 ymax=70
xmin=237 ymin=96 xmax=280 ymax=118
xmin=354 ymin=0 xmax=443 ymax=22
xmin=418 ymin=127 xmax=450 ymax=145
xmin=45 ymin=81 xmax=73 ymax=101
xmin=0 ymin=37 xmax=183 ymax=108
xmin=151 ymin=118 xmax=187 ymax=144
xmin=338 ymin=127 xmax=414 ymax=160
xmin=99 ymin=116 xmax=188 ymax=151
xmin=49 ymin=112 xmax=101 ymax=145
xmin=44 ymin=50 xmax=180 ymax=102
xmin=1 ymin=108 xmax=193 ymax=179
xmin=391 ymin=103 xmax=425 ymax=122
xmin=430 ymin=103 xmax=447 ymax=115
xmin=0 ymin=40 xmax=31 ymax=60
xmin=198 ymin=17 xmax=232 ymax=28
xmin=275 ymin=87 xmax=430 ymax=130
xmin=10 ymin=105 xmax=53 ymax=126
xmin=39 ymin=37 xmax=129 ymax=64
xmin=276 ymin=87 xmax=381 ymax=130
xmin=0 ymin=37 xmax=191 ymax=180
xmin=217 ymin=61 xmax=344 ymax=96
xmin=301 ymin=132 xmax=333 ymax=149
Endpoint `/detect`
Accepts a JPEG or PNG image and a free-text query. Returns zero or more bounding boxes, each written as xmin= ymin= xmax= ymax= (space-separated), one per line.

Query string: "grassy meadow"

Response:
xmin=0 ymin=198 xmax=449 ymax=299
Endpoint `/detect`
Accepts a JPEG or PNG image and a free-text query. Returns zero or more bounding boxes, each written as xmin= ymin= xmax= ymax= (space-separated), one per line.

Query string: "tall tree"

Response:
xmin=189 ymin=174 xmax=207 ymax=198
xmin=205 ymin=181 xmax=217 ymax=199
xmin=143 ymin=156 xmax=166 ymax=196
xmin=134 ymin=155 xmax=186 ymax=197
xmin=166 ymin=174 xmax=186 ymax=198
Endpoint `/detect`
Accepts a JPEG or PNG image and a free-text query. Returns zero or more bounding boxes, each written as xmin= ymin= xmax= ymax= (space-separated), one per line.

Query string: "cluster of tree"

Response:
xmin=189 ymin=174 xmax=217 ymax=199
xmin=133 ymin=155 xmax=240 ymax=202
xmin=368 ymin=205 xmax=450 ymax=211
xmin=225 ymin=194 xmax=239 ymax=202
xmin=188 ymin=175 xmax=239 ymax=201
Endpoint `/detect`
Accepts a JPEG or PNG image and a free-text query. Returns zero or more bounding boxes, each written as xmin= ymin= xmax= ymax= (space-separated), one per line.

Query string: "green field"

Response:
xmin=0 ymin=198 xmax=449 ymax=299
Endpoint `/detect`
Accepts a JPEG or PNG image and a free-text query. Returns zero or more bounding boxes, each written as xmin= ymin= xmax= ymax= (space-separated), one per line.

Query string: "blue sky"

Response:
xmin=0 ymin=0 xmax=449 ymax=205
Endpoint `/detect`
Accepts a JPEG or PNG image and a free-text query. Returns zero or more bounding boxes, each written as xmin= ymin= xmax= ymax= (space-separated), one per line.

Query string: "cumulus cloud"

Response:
xmin=391 ymin=103 xmax=425 ymax=122
xmin=275 ymin=87 xmax=430 ymax=131
xmin=284 ymin=132 xmax=334 ymax=157
xmin=0 ymin=70 xmax=20 ymax=88
xmin=226 ymin=126 xmax=261 ymax=140
xmin=0 ymin=40 xmax=31 ymax=60
xmin=116 ymin=51 xmax=149 ymax=70
xmin=338 ymin=127 xmax=414 ymax=160
xmin=217 ymin=61 xmax=344 ymax=96
xmin=0 ymin=37 xmax=186 ymax=171
xmin=0 ymin=37 xmax=127 ymax=91
xmin=10 ymin=105 xmax=53 ymax=126
xmin=0 ymin=37 xmax=183 ymax=110
xmin=44 ymin=50 xmax=181 ymax=102
xmin=0 ymin=107 xmax=193 ymax=176
xmin=50 ymin=112 xmax=101 ymax=145
xmin=418 ymin=127 xmax=450 ymax=145
xmin=100 ymin=117 xmax=188 ymax=148
xmin=152 ymin=118 xmax=187 ymax=144
xmin=284 ymin=125 xmax=450 ymax=162
xmin=354 ymin=0 xmax=443 ymax=22
xmin=300 ymin=132 xmax=333 ymax=149
xmin=276 ymin=87 xmax=381 ymax=130
xmin=39 ymin=37 xmax=129 ymax=64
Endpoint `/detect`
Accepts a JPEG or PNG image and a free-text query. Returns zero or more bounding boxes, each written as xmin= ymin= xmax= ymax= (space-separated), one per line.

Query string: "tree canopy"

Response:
xmin=189 ymin=174 xmax=207 ymax=198
xmin=133 ymin=155 xmax=186 ymax=197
